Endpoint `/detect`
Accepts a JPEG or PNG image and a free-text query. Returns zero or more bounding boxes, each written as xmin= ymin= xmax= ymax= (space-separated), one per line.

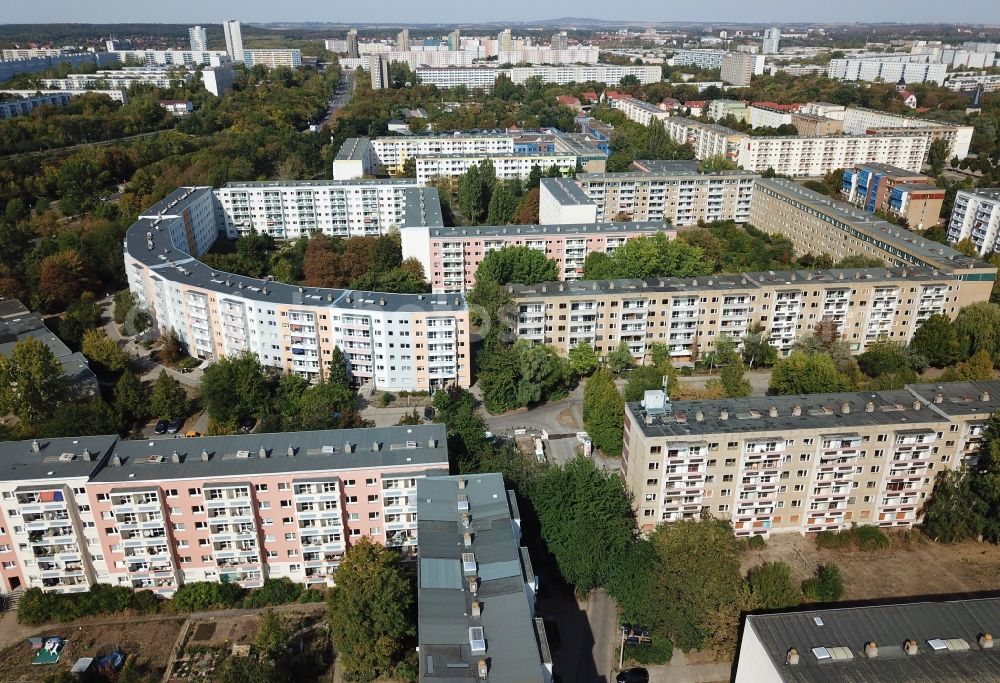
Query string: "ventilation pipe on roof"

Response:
xmin=258 ymin=447 xmax=267 ymax=459
xmin=112 ymin=455 xmax=122 ymax=466
xmin=786 ymin=648 xmax=799 ymax=665
xmin=31 ymin=440 xmax=40 ymax=453
xmin=201 ymin=449 xmax=209 ymax=461
xmin=457 ymin=477 xmax=466 ymax=490
xmin=935 ymin=393 xmax=943 ymax=404
xmin=461 ymin=512 xmax=471 ymax=528
xmin=471 ymin=600 xmax=481 ymax=618
xmin=979 ymin=633 xmax=993 ymax=650
xmin=82 ymin=448 xmax=91 ymax=462
xmin=287 ymin=446 xmax=296 ymax=457
xmin=865 ymin=641 xmax=878 ymax=658
xmin=904 ymin=639 xmax=919 ymax=656
xmin=373 ymin=442 xmax=381 ymax=452
xmin=695 ymin=411 xmax=704 ymax=422
xmin=464 ymin=532 xmax=473 ymax=547
xmin=792 ymin=405 xmax=802 ymax=417
xmin=720 ymin=410 xmax=729 ymax=421
xmin=172 ymin=451 xmax=181 ymax=463
xmin=866 ymin=401 xmax=875 ymax=413
xmin=468 ymin=576 xmax=478 ymax=596
xmin=478 ymin=660 xmax=488 ymax=679
xmin=769 ymin=405 xmax=778 ymax=417
xmin=913 ymin=400 xmax=922 ymax=411
xmin=982 ymin=391 xmax=991 ymax=402
xmin=842 ymin=402 xmax=851 ymax=415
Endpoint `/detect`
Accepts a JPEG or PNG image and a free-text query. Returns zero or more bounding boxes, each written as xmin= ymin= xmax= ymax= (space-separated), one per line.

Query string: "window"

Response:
xmin=177 ymin=540 xmax=189 ymax=548
xmin=277 ymin=483 xmax=289 ymax=491
xmin=717 ymin=505 xmax=729 ymax=512
xmin=723 ymin=474 xmax=733 ymax=482
xmin=97 ymin=493 xmax=109 ymax=502
xmin=647 ymin=463 xmax=660 ymax=471
xmin=369 ymin=511 xmax=380 ymax=519
xmin=166 ymin=489 xmax=178 ymax=497
xmin=350 ymin=529 xmax=361 ymax=537
xmin=645 ymin=479 xmax=658 ymax=486
xmin=199 ymin=539 xmax=210 ymax=546
xmin=799 ymin=453 xmax=811 ymax=462
xmin=267 ymin=550 xmax=278 ymax=558
xmin=255 ymin=484 xmax=268 ymax=492
xmin=280 ymin=500 xmax=292 ymax=508
xmin=288 ymin=549 xmax=299 ymax=557
xmin=201 ymin=555 xmax=212 ymax=563
xmin=191 ymin=505 xmax=204 ymax=514
xmin=345 ymin=479 xmax=356 ymax=487
xmin=725 ymin=458 xmax=736 ymax=467
xmin=346 ymin=496 xmax=357 ymax=504
xmin=367 ymin=495 xmax=379 ymax=503
xmin=258 ymin=501 xmax=271 ymax=510
xmin=870 ymin=466 xmax=880 ymax=473
xmin=366 ymin=478 xmax=377 ymax=486
xmin=727 ymin=441 xmax=738 ymax=449
xmin=644 ymin=493 xmax=656 ymax=501
xmin=174 ymin=523 xmax=186 ymax=531
xmin=796 ymin=469 xmax=808 ymax=477
xmin=284 ymin=533 xmax=296 ymax=541
xmin=370 ymin=527 xmax=381 ymax=535
xmin=195 ymin=521 xmax=207 ymax=530
xmin=188 ymin=488 xmax=202 ymax=496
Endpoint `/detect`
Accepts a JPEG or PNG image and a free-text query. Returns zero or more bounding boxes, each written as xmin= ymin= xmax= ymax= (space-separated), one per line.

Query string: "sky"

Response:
xmin=5 ymin=0 xmax=1000 ymax=25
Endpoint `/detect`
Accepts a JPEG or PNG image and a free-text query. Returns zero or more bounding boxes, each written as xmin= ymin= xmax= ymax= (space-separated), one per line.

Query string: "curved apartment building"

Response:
xmin=124 ymin=186 xmax=471 ymax=391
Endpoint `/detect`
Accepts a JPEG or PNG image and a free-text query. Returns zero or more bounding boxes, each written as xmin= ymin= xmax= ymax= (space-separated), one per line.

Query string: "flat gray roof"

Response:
xmin=93 ymin=424 xmax=449 ymax=483
xmin=626 ymin=380 xmax=1000 ymax=439
xmin=402 ymin=186 xmax=444 ymax=228
xmin=0 ymin=299 xmax=30 ymax=319
xmin=0 ymin=314 xmax=98 ymax=394
xmin=540 ymin=177 xmax=595 ymax=207
xmin=417 ymin=474 xmax=547 ymax=683
xmin=126 ymin=188 xmax=464 ymax=313
xmin=334 ymin=137 xmax=372 ymax=161
xmin=745 ymin=597 xmax=1000 ymax=683
xmin=221 ymin=178 xmax=419 ymax=190
xmin=415 ymin=152 xmax=573 ymax=160
xmin=0 ymin=435 xmax=117 ymax=482
xmin=429 ymin=221 xmax=667 ymax=240
xmin=506 ymin=266 xmax=954 ymax=298
xmin=965 ymin=188 xmax=1000 ymax=200
xmin=849 ymin=162 xmax=932 ymax=179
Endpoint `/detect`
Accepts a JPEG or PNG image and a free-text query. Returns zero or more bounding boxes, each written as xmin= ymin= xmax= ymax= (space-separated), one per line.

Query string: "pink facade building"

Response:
xmin=402 ymin=222 xmax=674 ymax=293
xmin=0 ymin=426 xmax=448 ymax=596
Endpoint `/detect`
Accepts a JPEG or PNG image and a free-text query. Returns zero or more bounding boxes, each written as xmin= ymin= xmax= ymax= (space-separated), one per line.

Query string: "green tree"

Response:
xmin=533 ymin=457 xmax=636 ymax=591
xmin=910 ymin=314 xmax=959 ymax=368
xmin=149 ymin=371 xmax=187 ymax=419
xmin=645 ymin=516 xmax=743 ymax=652
xmin=624 ymin=364 xmax=673 ymax=402
xmin=720 ymin=358 xmax=752 ymax=397
xmin=513 ymin=187 xmax=540 ymax=224
xmin=399 ymin=156 xmax=416 ymax=178
xmin=60 ymin=292 xmax=102 ymax=346
xmin=254 ymin=609 xmax=290 ymax=661
xmin=742 ymin=323 xmax=779 ymax=369
xmin=327 ymin=538 xmax=414 ymax=681
xmin=940 ymin=349 xmax=995 ymax=381
xmin=607 ymin=340 xmax=636 ymax=375
xmin=199 ymin=352 xmax=270 ymax=428
xmin=568 ymin=341 xmax=600 ymax=377
xmin=747 ymin=561 xmax=801 ymax=610
xmin=697 ymin=155 xmax=738 ymax=172
xmin=159 ymin=328 xmax=183 ymax=363
xmin=583 ymin=369 xmax=625 ymax=455
xmin=486 ymin=180 xmax=522 ymax=225
xmin=0 ymin=337 xmax=68 ymax=424
xmin=835 ymin=255 xmax=884 ymax=268
xmin=113 ymin=370 xmax=149 ymax=427
xmin=475 ymin=246 xmax=558 ymax=286
xmin=370 ymin=234 xmax=402 ymax=274
xmin=801 ymin=563 xmax=844 ymax=602
xmin=39 ymin=250 xmax=88 ymax=309
xmin=81 ymin=329 xmax=131 ymax=373
xmin=582 ymin=232 xmax=712 ymax=279
xmin=954 ymin=302 xmax=1000 ymax=361
xmin=857 ymin=338 xmax=910 ymax=378
xmin=921 ymin=469 xmax=985 ymax=543
xmin=768 ymin=351 xmax=851 ymax=395
xmin=928 ymin=138 xmax=950 ymax=176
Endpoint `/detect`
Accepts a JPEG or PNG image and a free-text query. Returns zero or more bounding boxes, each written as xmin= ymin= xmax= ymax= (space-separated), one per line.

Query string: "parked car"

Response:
xmin=153 ymin=419 xmax=169 ymax=435
xmin=166 ymin=417 xmax=185 ymax=434
xmin=616 ymin=668 xmax=649 ymax=683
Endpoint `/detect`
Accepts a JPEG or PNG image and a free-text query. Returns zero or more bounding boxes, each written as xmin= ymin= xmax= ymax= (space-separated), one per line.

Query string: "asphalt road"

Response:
xmin=318 ymin=68 xmax=355 ymax=128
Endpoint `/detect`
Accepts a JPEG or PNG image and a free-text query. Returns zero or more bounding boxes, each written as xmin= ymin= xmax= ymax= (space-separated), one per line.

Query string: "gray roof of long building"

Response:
xmin=756 ymin=178 xmax=988 ymax=273
xmin=582 ymin=163 xmax=756 ymax=180
xmin=335 ymin=137 xmax=372 ymax=161
xmin=625 ymin=380 xmax=1000 ymax=439
xmin=127 ymin=188 xmax=464 ymax=313
xmin=91 ymin=424 xmax=449 ymax=483
xmin=0 ymin=298 xmax=30 ymax=319
xmin=417 ymin=474 xmax=546 ymax=683
xmin=0 ymin=314 xmax=98 ymax=393
xmin=221 ymin=178 xmax=420 ymax=190
xmin=402 ymin=186 xmax=444 ymax=228
xmin=0 ymin=435 xmax=118 ymax=482
xmin=965 ymin=188 xmax=1000 ymax=200
xmin=745 ymin=597 xmax=1000 ymax=682
xmin=506 ymin=266 xmax=955 ymax=298
xmin=540 ymin=177 xmax=595 ymax=206
xmin=848 ymin=162 xmax=931 ymax=179
xmin=427 ymin=221 xmax=668 ymax=239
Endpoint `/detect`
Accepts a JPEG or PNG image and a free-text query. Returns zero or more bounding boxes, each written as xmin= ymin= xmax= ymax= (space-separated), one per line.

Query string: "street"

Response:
xmin=318 ymin=68 xmax=355 ymax=129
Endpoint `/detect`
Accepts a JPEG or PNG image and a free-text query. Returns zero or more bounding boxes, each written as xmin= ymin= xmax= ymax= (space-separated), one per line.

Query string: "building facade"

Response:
xmin=109 ymin=50 xmax=230 ymax=67
xmin=840 ymin=107 xmax=973 ymax=161
xmin=623 ymin=382 xmax=1000 ymax=537
xmin=188 ymin=26 xmax=208 ymax=52
xmin=223 ymin=19 xmax=244 ymax=63
xmin=125 ymin=187 xmax=470 ymax=390
xmin=827 ymin=58 xmax=948 ymax=86
xmin=243 ymin=49 xmax=302 ymax=69
xmin=414 ymin=153 xmax=577 ymax=184
xmin=721 ymin=53 xmax=761 ymax=86
xmin=402 ymin=222 xmax=673 ymax=293
xmin=947 ymin=188 xmax=1000 ymax=255
xmin=841 ymin=163 xmax=944 ymax=229
xmin=0 ymin=425 xmax=449 ymax=595
xmin=40 ymin=68 xmax=198 ymax=91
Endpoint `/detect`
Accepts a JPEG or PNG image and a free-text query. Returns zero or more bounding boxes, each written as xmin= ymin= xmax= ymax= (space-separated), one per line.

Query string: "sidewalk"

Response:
xmin=645 ymin=650 xmax=731 ymax=683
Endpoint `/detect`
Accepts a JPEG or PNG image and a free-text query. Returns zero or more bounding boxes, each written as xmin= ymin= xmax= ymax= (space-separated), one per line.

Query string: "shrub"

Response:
xmin=801 ymin=564 xmax=844 ymax=602
xmin=172 ymin=581 xmax=246 ymax=612
xmin=747 ymin=534 xmax=767 ymax=550
xmin=853 ymin=525 xmax=890 ymax=551
xmin=17 ymin=584 xmax=161 ymax=626
xmin=380 ymin=392 xmax=396 ymax=407
xmin=241 ymin=577 xmax=303 ymax=609
xmin=815 ymin=525 xmax=888 ymax=551
xmin=298 ymin=588 xmax=326 ymax=603
xmin=625 ymin=637 xmax=673 ymax=665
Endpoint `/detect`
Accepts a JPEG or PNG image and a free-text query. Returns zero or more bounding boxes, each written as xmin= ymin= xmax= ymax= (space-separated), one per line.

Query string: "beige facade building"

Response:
xmin=622 ymin=381 xmax=999 ymax=537
xmin=721 ymin=52 xmax=757 ymax=86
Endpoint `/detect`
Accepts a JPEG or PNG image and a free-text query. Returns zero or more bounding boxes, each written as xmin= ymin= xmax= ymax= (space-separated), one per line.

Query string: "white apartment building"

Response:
xmin=0 ymin=90 xmax=128 ymax=118
xmin=415 ymin=67 xmax=498 ymax=90
xmin=670 ymin=49 xmax=727 ymax=70
xmin=543 ymin=167 xmax=757 ymax=226
xmin=371 ymin=134 xmax=515 ymax=174
xmin=841 ymin=107 xmax=973 ymax=160
xmin=40 ymin=68 xmax=196 ymax=91
xmin=223 ymin=19 xmax=244 ymax=63
xmin=498 ymin=47 xmax=599 ymax=64
xmin=1 ymin=48 xmax=65 ymax=59
xmin=945 ymin=72 xmax=1000 ymax=93
xmin=721 ymin=53 xmax=765 ymax=86
xmin=188 ymin=26 xmax=208 ymax=52
xmin=827 ymin=58 xmax=947 ymax=86
xmin=747 ymin=105 xmax=795 ymax=129
xmin=360 ymin=51 xmax=475 ymax=71
xmin=243 ymin=49 xmax=302 ymax=69
xmin=609 ymin=97 xmax=671 ymax=126
xmin=947 ymin=188 xmax=1000 ymax=255
xmin=109 ymin=49 xmax=230 ymax=67
xmin=213 ymin=180 xmax=431 ymax=239
xmin=125 ymin=187 xmax=470 ymax=390
xmin=762 ymin=28 xmax=781 ymax=55
xmin=415 ymin=154 xmax=576 ymax=184
xmin=506 ymin=64 xmax=661 ymax=85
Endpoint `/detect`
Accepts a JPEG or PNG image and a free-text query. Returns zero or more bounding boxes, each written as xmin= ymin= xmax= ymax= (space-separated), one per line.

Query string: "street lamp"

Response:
xmin=618 ymin=624 xmax=627 ymax=671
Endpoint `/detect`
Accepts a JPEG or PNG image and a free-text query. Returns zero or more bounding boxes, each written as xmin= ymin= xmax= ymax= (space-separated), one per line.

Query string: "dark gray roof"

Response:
xmin=126 ymin=188 xmax=464 ymax=313
xmin=0 ymin=298 xmax=29 ymax=319
xmin=505 ymin=266 xmax=953 ymax=299
xmin=222 ymin=178 xmax=419 ymax=190
xmin=417 ymin=474 xmax=547 ymax=683
xmin=627 ymin=159 xmax=701 ymax=174
xmin=850 ymin=162 xmax=931 ymax=179
xmin=0 ymin=435 xmax=117 ymax=482
xmin=428 ymin=221 xmax=668 ymax=240
xmin=0 ymin=314 xmax=98 ymax=395
xmin=92 ymin=425 xmax=449 ymax=483
xmin=964 ymin=188 xmax=1000 ymax=200
xmin=626 ymin=380 xmax=1000 ymax=439
xmin=335 ymin=137 xmax=373 ymax=161
xmin=745 ymin=598 xmax=1000 ymax=683
xmin=539 ymin=177 xmax=595 ymax=207
xmin=585 ymin=161 xmax=754 ymax=179
xmin=402 ymin=187 xmax=444 ymax=228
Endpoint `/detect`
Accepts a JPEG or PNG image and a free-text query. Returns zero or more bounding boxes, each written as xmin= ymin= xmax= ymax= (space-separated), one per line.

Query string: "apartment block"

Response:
xmin=736 ymin=597 xmax=1000 ymax=683
xmin=498 ymin=47 xmax=599 ymax=64
xmin=0 ymin=53 xmax=112 ymax=84
xmin=609 ymin=96 xmax=671 ymax=126
xmin=721 ymin=53 xmax=761 ymax=86
xmin=622 ymin=381 xmax=1000 ymax=537
xmin=0 ymin=92 xmax=72 ymax=119
xmin=671 ymin=49 xmax=728 ymax=70
xmin=213 ymin=180 xmax=430 ymax=239
xmin=505 ymin=64 xmax=660 ymax=85
xmin=946 ymin=72 xmax=1000 ymax=93
xmin=126 ymin=187 xmax=470 ymax=390
xmin=841 ymin=163 xmax=944 ymax=229
xmin=707 ymin=99 xmax=749 ymax=123
xmin=401 ymin=221 xmax=672 ymax=293
xmin=332 ymin=138 xmax=380 ymax=180
xmin=827 ymin=58 xmax=948 ymax=86
xmin=565 ymin=165 xmax=757 ymax=226
xmin=2 ymin=48 xmax=65 ymax=59
xmin=108 ymin=49 xmax=231 ymax=67
xmin=243 ymin=49 xmax=302 ymax=69
xmin=538 ymin=177 xmax=599 ymax=225
xmin=415 ymin=153 xmax=577 ymax=184
xmin=750 ymin=179 xmax=992 ymax=284
xmin=748 ymin=103 xmax=798 ymax=130
xmin=947 ymin=188 xmax=1000 ymax=255
xmin=360 ymin=51 xmax=475 ymax=71
xmin=417 ymin=474 xmax=552 ymax=683
xmin=39 ymin=67 xmax=229 ymax=94
xmin=789 ymin=112 xmax=843 ymax=136
xmin=841 ymin=107 xmax=973 ymax=161
xmin=0 ymin=425 xmax=449 ymax=595
xmin=415 ymin=67 xmax=499 ymax=91
xmin=506 ymin=264 xmax=981 ymax=363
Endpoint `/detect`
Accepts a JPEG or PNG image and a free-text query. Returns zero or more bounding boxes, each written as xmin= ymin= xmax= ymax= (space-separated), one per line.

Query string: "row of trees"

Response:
xmin=443 ymin=159 xmax=560 ymax=226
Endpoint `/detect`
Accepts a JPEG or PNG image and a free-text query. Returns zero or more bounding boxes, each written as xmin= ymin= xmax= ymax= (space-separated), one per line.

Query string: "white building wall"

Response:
xmin=733 ymin=624 xmax=785 ymax=683
xmin=947 ymin=190 xmax=1000 ymax=255
xmin=539 ymin=183 xmax=598 ymax=225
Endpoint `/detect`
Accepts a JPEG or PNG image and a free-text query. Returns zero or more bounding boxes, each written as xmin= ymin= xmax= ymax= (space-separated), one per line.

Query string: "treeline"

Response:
xmin=591 ymin=108 xmax=695 ymax=171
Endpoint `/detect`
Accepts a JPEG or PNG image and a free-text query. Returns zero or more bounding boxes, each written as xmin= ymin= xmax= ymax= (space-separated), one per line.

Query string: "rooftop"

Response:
xmin=402 ymin=187 xmax=445 ymax=228
xmin=539 ymin=177 xmax=595 ymax=207
xmin=625 ymin=380 xmax=1000 ymax=439
xmin=962 ymin=188 xmax=1000 ymax=200
xmin=335 ymin=137 xmax=373 ymax=161
xmin=849 ymin=162 xmax=932 ymax=179
xmin=427 ymin=221 xmax=670 ymax=240
xmin=744 ymin=597 xmax=1000 ymax=683
xmin=92 ymin=425 xmax=449 ymax=483
xmin=126 ymin=187 xmax=463 ymax=314
xmin=417 ymin=474 xmax=548 ymax=683
xmin=0 ymin=435 xmax=117 ymax=482
xmin=0 ymin=313 xmax=98 ymax=396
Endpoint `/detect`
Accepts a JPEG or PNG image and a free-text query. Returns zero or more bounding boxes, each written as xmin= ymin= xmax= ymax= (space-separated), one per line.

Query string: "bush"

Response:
xmin=241 ymin=577 xmax=303 ymax=609
xmin=815 ymin=525 xmax=889 ymax=551
xmin=801 ymin=564 xmax=844 ymax=602
xmin=380 ymin=392 xmax=396 ymax=407
xmin=17 ymin=584 xmax=161 ymax=626
xmin=746 ymin=534 xmax=766 ymax=550
xmin=298 ymin=588 xmax=326 ymax=603
xmin=625 ymin=637 xmax=673 ymax=665
xmin=171 ymin=581 xmax=246 ymax=612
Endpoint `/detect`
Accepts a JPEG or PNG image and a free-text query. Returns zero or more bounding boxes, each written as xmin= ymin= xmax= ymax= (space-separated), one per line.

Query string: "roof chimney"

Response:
xmin=842 ymin=402 xmax=851 ymax=414
xmin=792 ymin=405 xmax=801 ymax=417
xmin=981 ymin=391 xmax=991 ymax=402
xmin=720 ymin=410 xmax=729 ymax=421
xmin=865 ymin=641 xmax=878 ymax=658
xmin=373 ymin=441 xmax=381 ymax=452
xmin=468 ymin=576 xmax=478 ymax=595
xmin=457 ymin=477 xmax=466 ymax=490
xmin=464 ymin=531 xmax=473 ymax=547
xmin=769 ymin=405 xmax=778 ymax=417
xmin=258 ymin=447 xmax=267 ymax=459
xmin=201 ymin=449 xmax=209 ymax=461
xmin=287 ymin=446 xmax=295 ymax=457
xmin=471 ymin=601 xmax=481 ymax=618
xmin=478 ymin=660 xmax=488 ymax=679
xmin=171 ymin=451 xmax=181 ymax=463
xmin=82 ymin=448 xmax=92 ymax=461
xmin=934 ymin=393 xmax=943 ymax=404
xmin=866 ymin=401 xmax=875 ymax=413
xmin=695 ymin=411 xmax=704 ymax=422
xmin=979 ymin=633 xmax=994 ymax=650
xmin=461 ymin=512 xmax=471 ymax=528
xmin=344 ymin=442 xmax=354 ymax=453
xmin=912 ymin=400 xmax=921 ymax=411
xmin=112 ymin=455 xmax=122 ymax=466
xmin=786 ymin=647 xmax=799 ymax=665
xmin=31 ymin=439 xmax=40 ymax=453
xmin=904 ymin=639 xmax=919 ymax=656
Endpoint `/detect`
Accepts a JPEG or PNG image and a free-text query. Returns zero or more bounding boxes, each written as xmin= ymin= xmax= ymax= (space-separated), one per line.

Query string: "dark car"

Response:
xmin=153 ymin=419 xmax=169 ymax=435
xmin=616 ymin=668 xmax=649 ymax=683
xmin=166 ymin=417 xmax=185 ymax=434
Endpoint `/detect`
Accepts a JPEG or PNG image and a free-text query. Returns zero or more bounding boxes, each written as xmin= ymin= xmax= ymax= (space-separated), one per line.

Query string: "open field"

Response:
xmin=742 ymin=532 xmax=1000 ymax=601
xmin=0 ymin=616 xmax=185 ymax=683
